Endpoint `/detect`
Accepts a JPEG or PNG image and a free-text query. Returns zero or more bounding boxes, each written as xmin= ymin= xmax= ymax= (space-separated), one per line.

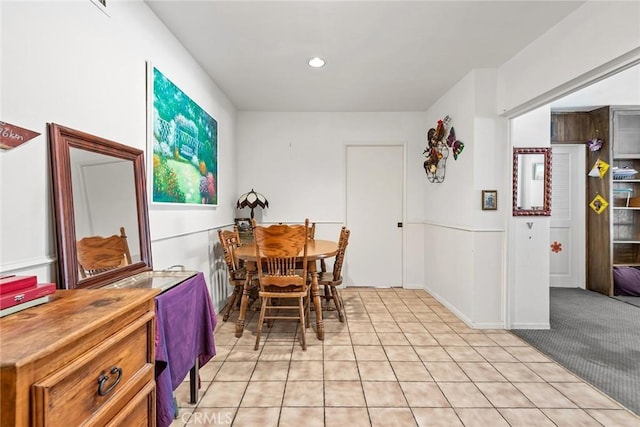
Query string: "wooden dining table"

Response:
xmin=234 ymin=239 xmax=338 ymax=341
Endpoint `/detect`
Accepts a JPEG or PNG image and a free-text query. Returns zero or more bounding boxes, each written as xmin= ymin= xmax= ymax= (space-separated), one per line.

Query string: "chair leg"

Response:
xmin=299 ymin=296 xmax=307 ymax=351
xmin=305 ymin=291 xmax=311 ymax=328
xmin=330 ymin=286 xmax=345 ymax=322
xmin=266 ymin=297 xmax=275 ymax=328
xmin=324 ymin=284 xmax=331 ymax=302
xmin=255 ymin=297 xmax=267 ymax=350
xmin=222 ymin=286 xmax=241 ymax=321
xmin=248 ymin=284 xmax=259 ymax=311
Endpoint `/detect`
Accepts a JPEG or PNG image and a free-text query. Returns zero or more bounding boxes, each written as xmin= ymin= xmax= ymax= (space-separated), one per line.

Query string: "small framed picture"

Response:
xmin=234 ymin=217 xmax=251 ymax=232
xmin=482 ymin=190 xmax=498 ymax=211
xmin=234 ymin=217 xmax=253 ymax=241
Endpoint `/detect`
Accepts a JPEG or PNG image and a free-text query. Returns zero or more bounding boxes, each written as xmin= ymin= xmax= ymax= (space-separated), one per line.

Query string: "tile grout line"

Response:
xmin=180 ymin=287 xmax=639 ymax=427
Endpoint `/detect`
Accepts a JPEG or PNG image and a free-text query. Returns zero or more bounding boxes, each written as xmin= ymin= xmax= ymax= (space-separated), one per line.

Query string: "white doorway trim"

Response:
xmin=501 ymin=49 xmax=640 ymax=119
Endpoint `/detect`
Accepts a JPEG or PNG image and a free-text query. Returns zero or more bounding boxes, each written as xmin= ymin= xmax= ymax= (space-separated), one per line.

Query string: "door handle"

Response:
xmin=397 ymin=222 xmax=403 ymax=228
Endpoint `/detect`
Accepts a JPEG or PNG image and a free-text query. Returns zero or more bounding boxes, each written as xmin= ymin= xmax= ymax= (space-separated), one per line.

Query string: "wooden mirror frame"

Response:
xmin=49 ymin=123 xmax=153 ymax=289
xmin=512 ymin=147 xmax=552 ymax=216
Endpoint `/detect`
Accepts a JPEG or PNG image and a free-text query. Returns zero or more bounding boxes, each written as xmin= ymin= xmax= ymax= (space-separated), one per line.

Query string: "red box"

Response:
xmin=0 ymin=275 xmax=38 ymax=295
xmin=0 ymin=283 xmax=56 ymax=310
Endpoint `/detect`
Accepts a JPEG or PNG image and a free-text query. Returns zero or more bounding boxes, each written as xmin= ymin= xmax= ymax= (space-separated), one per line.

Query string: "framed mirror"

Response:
xmin=49 ymin=123 xmax=153 ymax=289
xmin=512 ymin=147 xmax=552 ymax=216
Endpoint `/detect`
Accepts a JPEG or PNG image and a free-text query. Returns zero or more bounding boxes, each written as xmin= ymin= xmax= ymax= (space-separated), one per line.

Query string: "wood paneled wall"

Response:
xmin=551 ymin=107 xmax=612 ymax=295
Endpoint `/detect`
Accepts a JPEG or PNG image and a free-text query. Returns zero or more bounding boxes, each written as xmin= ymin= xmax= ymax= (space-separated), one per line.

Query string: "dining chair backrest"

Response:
xmin=332 ymin=227 xmax=350 ymax=281
xmin=217 ymin=226 xmax=254 ymax=321
xmin=77 ymin=226 xmax=132 ymax=278
xmin=218 ymin=228 xmax=242 ymax=273
xmin=252 ymin=218 xmax=309 ymax=290
xmin=307 ymin=222 xmax=316 ymax=240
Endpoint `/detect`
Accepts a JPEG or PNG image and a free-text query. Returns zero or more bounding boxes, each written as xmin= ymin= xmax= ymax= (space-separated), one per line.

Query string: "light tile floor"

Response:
xmin=170 ymin=288 xmax=640 ymax=426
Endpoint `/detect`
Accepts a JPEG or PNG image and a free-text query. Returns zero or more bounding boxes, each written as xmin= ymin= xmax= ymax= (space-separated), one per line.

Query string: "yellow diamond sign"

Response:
xmin=589 ymin=194 xmax=609 ymax=214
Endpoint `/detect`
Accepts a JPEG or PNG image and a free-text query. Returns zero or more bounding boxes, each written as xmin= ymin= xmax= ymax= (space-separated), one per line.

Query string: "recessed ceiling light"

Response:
xmin=308 ymin=57 xmax=326 ymax=68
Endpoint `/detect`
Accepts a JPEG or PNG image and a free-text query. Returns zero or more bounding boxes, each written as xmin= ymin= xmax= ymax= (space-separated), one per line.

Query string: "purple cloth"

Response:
xmin=155 ymin=272 xmax=217 ymax=427
xmin=613 ymin=266 xmax=640 ymax=296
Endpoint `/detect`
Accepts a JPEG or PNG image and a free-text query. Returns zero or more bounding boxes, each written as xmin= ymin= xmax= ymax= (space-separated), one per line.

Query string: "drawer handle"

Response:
xmin=97 ymin=366 xmax=123 ymax=397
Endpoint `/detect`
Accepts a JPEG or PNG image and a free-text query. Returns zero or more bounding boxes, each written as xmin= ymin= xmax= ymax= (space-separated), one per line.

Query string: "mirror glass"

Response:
xmin=70 ymin=148 xmax=141 ymax=264
xmin=49 ymin=123 xmax=153 ymax=289
xmin=513 ymin=147 xmax=552 ymax=216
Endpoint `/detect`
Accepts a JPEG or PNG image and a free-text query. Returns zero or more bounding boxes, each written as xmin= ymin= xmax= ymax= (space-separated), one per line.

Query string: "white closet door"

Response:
xmin=550 ymin=145 xmax=585 ymax=288
xmin=346 ymin=145 xmax=403 ymax=287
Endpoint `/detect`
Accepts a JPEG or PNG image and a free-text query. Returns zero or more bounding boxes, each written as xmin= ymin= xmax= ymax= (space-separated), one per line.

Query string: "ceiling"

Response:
xmin=145 ymin=1 xmax=585 ymax=112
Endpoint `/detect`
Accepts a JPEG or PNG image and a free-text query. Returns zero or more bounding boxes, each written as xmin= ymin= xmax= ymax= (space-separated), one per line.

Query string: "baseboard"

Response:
xmin=509 ymin=322 xmax=550 ymax=330
xmin=424 ymin=286 xmax=507 ymax=329
xmin=472 ymin=322 xmax=506 ymax=329
xmin=424 ymin=287 xmax=473 ymax=327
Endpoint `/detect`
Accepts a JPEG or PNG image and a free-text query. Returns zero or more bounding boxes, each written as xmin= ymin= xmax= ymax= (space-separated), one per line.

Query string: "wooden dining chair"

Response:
xmin=295 ymin=221 xmax=316 ymax=270
xmin=218 ymin=227 xmax=257 ymax=321
xmin=318 ymin=227 xmax=350 ymax=322
xmin=77 ymin=226 xmax=132 ymax=278
xmin=252 ymin=218 xmax=310 ymax=350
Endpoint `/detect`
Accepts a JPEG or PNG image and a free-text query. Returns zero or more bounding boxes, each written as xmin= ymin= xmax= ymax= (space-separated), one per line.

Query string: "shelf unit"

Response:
xmin=553 ymin=106 xmax=640 ymax=295
xmin=610 ymin=109 xmax=640 ymax=274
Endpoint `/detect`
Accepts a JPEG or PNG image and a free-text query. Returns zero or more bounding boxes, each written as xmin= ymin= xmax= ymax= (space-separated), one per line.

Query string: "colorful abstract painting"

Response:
xmin=151 ymin=66 xmax=217 ymax=205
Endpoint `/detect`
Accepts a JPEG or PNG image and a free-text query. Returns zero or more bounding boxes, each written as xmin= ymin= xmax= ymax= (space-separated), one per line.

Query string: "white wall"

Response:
xmin=0 ymin=1 xmax=237 ymax=310
xmin=423 ymin=69 xmax=506 ymax=329
xmin=498 ymin=1 xmax=640 ymax=116
xmin=236 ymin=112 xmax=426 ymax=288
xmin=507 ymin=105 xmax=551 ymax=329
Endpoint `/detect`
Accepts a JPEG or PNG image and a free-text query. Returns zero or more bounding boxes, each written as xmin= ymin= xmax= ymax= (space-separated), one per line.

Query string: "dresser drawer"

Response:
xmin=32 ymin=311 xmax=154 ymax=427
xmin=105 ymin=380 xmax=156 ymax=427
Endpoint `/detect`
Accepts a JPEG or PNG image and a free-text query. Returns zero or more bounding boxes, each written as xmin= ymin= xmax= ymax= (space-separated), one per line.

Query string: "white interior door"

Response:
xmin=346 ymin=145 xmax=403 ymax=287
xmin=550 ymin=144 xmax=585 ymax=288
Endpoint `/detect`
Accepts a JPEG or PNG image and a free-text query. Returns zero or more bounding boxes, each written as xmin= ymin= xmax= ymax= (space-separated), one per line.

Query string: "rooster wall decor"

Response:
xmin=423 ymin=115 xmax=463 ymax=183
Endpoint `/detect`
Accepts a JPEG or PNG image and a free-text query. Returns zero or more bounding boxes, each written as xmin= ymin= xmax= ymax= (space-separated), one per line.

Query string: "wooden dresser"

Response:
xmin=0 ymin=288 xmax=160 ymax=426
